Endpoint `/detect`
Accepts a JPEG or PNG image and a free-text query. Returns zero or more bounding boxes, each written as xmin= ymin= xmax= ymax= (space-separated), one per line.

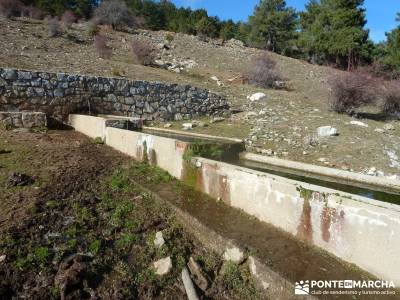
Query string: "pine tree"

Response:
xmin=248 ymin=0 xmax=298 ymax=54
xmin=219 ymin=20 xmax=236 ymax=41
xmin=383 ymin=13 xmax=400 ymax=70
xmin=299 ymin=0 xmax=369 ymax=70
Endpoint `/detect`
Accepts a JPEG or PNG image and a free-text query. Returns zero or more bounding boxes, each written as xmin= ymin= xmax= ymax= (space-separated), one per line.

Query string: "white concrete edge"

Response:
xmin=143 ymin=126 xmax=243 ymax=143
xmin=195 ymin=156 xmax=400 ymax=212
xmin=242 ymin=152 xmax=400 ymax=194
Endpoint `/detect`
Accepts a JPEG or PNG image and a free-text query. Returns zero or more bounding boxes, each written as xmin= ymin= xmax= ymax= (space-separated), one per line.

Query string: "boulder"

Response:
xmin=247 ymin=92 xmax=266 ymax=102
xmin=182 ymin=123 xmax=194 ymax=130
xmin=154 ymin=231 xmax=165 ymax=248
xmin=153 ymin=257 xmax=172 ymax=276
xmin=350 ymin=121 xmax=368 ymax=128
xmin=317 ymin=126 xmax=338 ymax=137
xmin=223 ymin=247 xmax=244 ymax=263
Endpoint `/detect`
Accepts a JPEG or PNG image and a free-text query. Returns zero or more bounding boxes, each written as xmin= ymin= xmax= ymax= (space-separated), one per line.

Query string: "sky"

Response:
xmin=171 ymin=0 xmax=400 ymax=43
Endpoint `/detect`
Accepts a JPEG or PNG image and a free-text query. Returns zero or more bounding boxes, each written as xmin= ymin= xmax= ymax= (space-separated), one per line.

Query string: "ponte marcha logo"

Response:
xmin=295 ymin=280 xmax=310 ymax=295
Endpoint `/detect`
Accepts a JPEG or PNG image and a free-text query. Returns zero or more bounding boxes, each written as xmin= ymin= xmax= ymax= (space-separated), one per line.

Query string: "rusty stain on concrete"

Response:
xmin=297 ymin=198 xmax=313 ymax=243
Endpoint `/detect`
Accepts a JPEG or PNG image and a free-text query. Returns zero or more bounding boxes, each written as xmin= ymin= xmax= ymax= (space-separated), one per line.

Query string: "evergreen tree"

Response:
xmin=196 ymin=15 xmax=219 ymax=38
xmin=248 ymin=0 xmax=298 ymax=54
xmin=219 ymin=20 xmax=236 ymax=41
xmin=382 ymin=13 xmax=400 ymax=70
xmin=299 ymin=0 xmax=369 ymax=70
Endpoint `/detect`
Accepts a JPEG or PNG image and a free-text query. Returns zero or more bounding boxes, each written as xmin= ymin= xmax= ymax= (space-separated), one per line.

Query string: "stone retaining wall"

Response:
xmin=0 ymin=111 xmax=46 ymax=128
xmin=0 ymin=68 xmax=229 ymax=121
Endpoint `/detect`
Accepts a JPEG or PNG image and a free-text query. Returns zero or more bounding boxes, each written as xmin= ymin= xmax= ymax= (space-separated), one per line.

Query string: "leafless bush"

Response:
xmin=94 ymin=34 xmax=112 ymax=59
xmin=93 ymin=0 xmax=136 ymax=31
xmin=245 ymin=52 xmax=282 ymax=88
xmin=328 ymin=72 xmax=377 ymax=114
xmin=61 ymin=10 xmax=77 ymax=28
xmin=0 ymin=0 xmax=23 ymax=18
xmin=48 ymin=17 xmax=62 ymax=37
xmin=87 ymin=22 xmax=100 ymax=38
xmin=380 ymin=81 xmax=400 ymax=117
xmin=23 ymin=5 xmax=44 ymax=20
xmin=360 ymin=63 xmax=400 ymax=81
xmin=131 ymin=40 xmax=155 ymax=66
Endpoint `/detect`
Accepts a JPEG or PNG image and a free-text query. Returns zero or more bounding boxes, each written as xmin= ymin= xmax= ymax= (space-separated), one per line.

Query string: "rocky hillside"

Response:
xmin=1 ymin=17 xmax=400 ymax=177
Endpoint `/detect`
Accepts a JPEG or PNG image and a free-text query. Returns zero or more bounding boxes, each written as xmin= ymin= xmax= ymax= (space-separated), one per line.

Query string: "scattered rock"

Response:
xmin=350 ymin=121 xmax=368 ymax=128
xmin=223 ymin=247 xmax=244 ymax=263
xmin=164 ymin=123 xmax=172 ymax=128
xmin=247 ymin=92 xmax=266 ymax=102
xmin=182 ymin=123 xmax=194 ymax=130
xmin=318 ymin=157 xmax=327 ymax=163
xmin=154 ymin=231 xmax=165 ymax=248
xmin=182 ymin=267 xmax=199 ymax=300
xmin=0 ymin=255 xmax=6 ymax=263
xmin=375 ymin=128 xmax=385 ymax=134
xmin=210 ymin=76 xmax=223 ymax=86
xmin=153 ymin=257 xmax=172 ymax=276
xmin=187 ymin=257 xmax=209 ymax=291
xmin=8 ymin=173 xmax=34 ymax=187
xmin=386 ymin=149 xmax=400 ymax=168
xmin=317 ymin=126 xmax=338 ymax=137
xmin=366 ymin=167 xmax=377 ymax=176
xmin=225 ymin=38 xmax=244 ymax=48
xmin=304 ymin=135 xmax=319 ymax=147
xmin=192 ymin=120 xmax=207 ymax=128
xmin=261 ymin=149 xmax=274 ymax=156
xmin=210 ymin=117 xmax=225 ymax=124
xmin=273 ymin=81 xmax=286 ymax=89
xmin=384 ymin=124 xmax=395 ymax=131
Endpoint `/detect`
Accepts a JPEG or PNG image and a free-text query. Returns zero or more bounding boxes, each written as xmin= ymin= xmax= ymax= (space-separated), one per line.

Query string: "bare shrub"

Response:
xmin=0 ymin=0 xmax=23 ymax=18
xmin=23 ymin=5 xmax=44 ymax=20
xmin=360 ymin=63 xmax=400 ymax=81
xmin=328 ymin=72 xmax=377 ymax=114
xmin=48 ymin=17 xmax=62 ymax=37
xmin=131 ymin=40 xmax=155 ymax=66
xmin=380 ymin=81 xmax=400 ymax=117
xmin=61 ymin=10 xmax=76 ymax=28
xmin=93 ymin=0 xmax=136 ymax=31
xmin=245 ymin=52 xmax=282 ymax=88
xmin=94 ymin=34 xmax=112 ymax=59
xmin=87 ymin=22 xmax=100 ymax=38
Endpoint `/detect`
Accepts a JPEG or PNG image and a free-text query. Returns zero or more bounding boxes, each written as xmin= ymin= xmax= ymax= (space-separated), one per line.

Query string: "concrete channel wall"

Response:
xmin=69 ymin=114 xmax=188 ymax=179
xmin=193 ymin=158 xmax=400 ymax=286
xmin=69 ymin=114 xmax=400 ymax=286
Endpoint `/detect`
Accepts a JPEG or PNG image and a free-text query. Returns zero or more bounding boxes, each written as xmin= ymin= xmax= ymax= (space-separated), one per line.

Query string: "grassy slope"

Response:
xmin=1 ymin=17 xmax=400 ymax=175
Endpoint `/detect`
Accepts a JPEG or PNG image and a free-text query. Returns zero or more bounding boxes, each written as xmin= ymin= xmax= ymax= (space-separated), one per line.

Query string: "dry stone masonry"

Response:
xmin=0 ymin=111 xmax=46 ymax=128
xmin=0 ymin=68 xmax=229 ymax=121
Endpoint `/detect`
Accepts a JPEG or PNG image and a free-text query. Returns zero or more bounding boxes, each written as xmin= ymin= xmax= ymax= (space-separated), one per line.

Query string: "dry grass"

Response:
xmin=1 ymin=18 xmax=400 ymax=174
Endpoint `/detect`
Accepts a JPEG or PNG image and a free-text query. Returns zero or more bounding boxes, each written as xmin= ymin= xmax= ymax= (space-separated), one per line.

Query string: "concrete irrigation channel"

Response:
xmin=69 ymin=114 xmax=400 ymax=297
